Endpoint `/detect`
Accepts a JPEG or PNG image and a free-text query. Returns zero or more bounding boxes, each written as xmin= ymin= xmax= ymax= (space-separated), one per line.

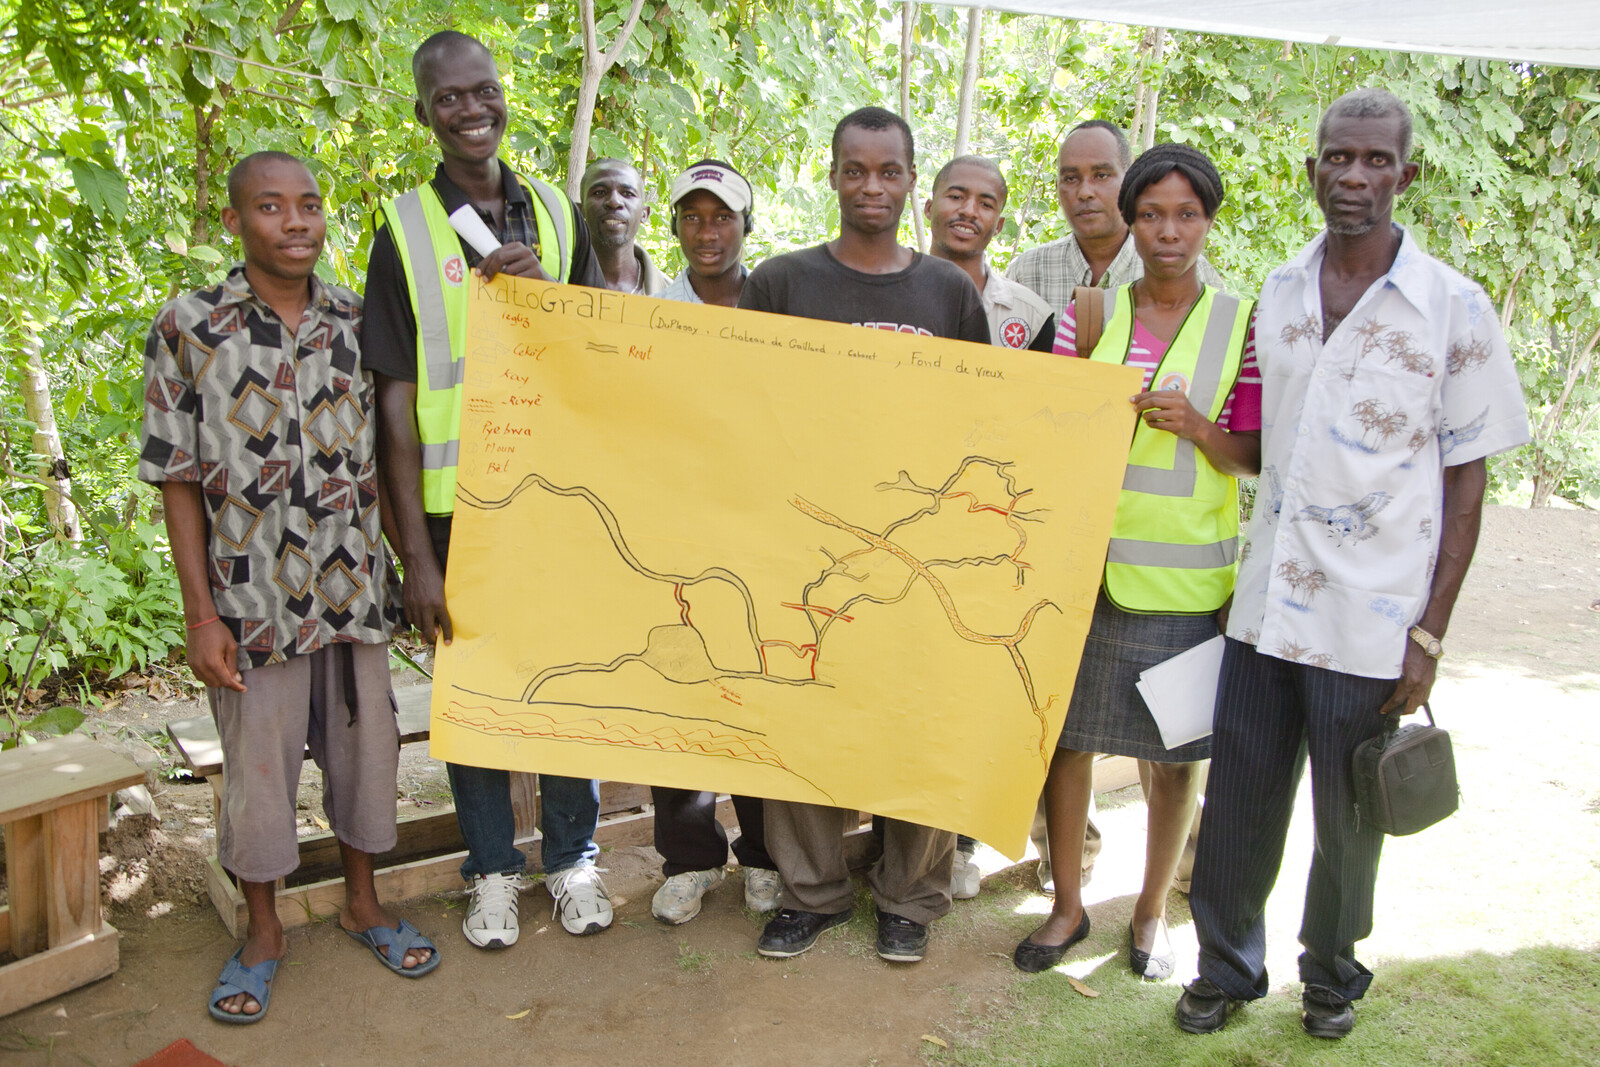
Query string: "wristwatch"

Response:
xmin=1408 ymin=625 xmax=1444 ymax=659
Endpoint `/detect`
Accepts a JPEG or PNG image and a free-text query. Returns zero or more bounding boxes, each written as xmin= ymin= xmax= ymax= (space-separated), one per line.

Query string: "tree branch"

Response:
xmin=601 ymin=0 xmax=650 ymax=70
xmin=0 ymin=90 xmax=70 ymax=110
xmin=182 ymin=43 xmax=409 ymax=99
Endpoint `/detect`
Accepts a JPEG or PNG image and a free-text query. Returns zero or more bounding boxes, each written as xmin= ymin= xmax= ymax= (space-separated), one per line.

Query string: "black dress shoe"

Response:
xmin=757 ymin=907 xmax=851 ymax=958
xmin=1012 ymin=909 xmax=1090 ymax=973
xmin=1301 ymin=984 xmax=1355 ymax=1038
xmin=1175 ymin=977 xmax=1238 ymax=1034
xmin=1129 ymin=918 xmax=1176 ymax=980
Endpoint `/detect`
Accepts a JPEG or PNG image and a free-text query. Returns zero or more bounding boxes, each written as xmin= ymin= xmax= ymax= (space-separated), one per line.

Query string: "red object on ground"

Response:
xmin=133 ymin=1039 xmax=231 ymax=1067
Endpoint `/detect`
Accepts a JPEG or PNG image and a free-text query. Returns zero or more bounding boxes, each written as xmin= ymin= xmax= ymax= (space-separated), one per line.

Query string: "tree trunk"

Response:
xmin=1129 ymin=27 xmax=1166 ymax=151
xmin=192 ymin=103 xmax=220 ymax=247
xmin=567 ymin=0 xmax=650 ymax=201
xmin=1529 ymin=321 xmax=1600 ymax=507
xmin=17 ymin=332 xmax=81 ymax=544
xmin=567 ymin=58 xmax=603 ymax=200
xmin=953 ymin=8 xmax=983 ymax=157
xmin=900 ymin=1 xmax=925 ymax=252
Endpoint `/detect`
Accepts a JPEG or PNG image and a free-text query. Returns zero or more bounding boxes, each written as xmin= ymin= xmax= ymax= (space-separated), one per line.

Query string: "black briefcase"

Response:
xmin=1352 ymin=703 xmax=1459 ymax=835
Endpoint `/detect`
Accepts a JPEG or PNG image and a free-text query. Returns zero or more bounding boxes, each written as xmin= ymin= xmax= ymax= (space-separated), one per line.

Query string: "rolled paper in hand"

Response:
xmin=448 ymin=204 xmax=503 ymax=258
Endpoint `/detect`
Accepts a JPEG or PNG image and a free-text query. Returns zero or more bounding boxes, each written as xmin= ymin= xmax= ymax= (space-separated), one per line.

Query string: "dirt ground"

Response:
xmin=2 ymin=503 xmax=1597 ymax=1067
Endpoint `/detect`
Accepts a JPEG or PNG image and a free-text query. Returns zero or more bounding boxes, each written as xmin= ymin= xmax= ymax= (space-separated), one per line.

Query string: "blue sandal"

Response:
xmin=345 ymin=919 xmax=441 ymax=977
xmin=208 ymin=946 xmax=278 ymax=1024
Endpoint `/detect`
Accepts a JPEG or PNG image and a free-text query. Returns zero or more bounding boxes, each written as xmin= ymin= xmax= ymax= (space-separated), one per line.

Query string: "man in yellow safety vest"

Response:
xmin=364 ymin=29 xmax=610 ymax=953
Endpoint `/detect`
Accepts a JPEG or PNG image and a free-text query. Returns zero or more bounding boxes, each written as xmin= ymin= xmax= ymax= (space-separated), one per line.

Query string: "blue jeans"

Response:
xmin=446 ymin=765 xmax=600 ymax=879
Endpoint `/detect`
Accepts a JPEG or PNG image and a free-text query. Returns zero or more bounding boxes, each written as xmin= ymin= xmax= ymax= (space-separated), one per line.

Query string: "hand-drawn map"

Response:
xmin=430 ymin=278 xmax=1140 ymax=856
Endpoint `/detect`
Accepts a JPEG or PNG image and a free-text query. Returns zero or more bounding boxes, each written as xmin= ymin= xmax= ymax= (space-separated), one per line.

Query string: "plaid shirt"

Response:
xmin=441 ymin=165 xmax=536 ymax=266
xmin=1005 ymin=233 xmax=1222 ymax=312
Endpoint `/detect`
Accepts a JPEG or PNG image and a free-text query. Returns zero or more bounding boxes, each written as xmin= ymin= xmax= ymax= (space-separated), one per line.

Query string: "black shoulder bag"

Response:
xmin=1352 ymin=703 xmax=1459 ymax=835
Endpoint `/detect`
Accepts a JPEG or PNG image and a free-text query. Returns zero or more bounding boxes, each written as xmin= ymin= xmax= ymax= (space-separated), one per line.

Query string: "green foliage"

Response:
xmin=1 ymin=2 xmax=1596 ymax=707
xmin=0 ymin=500 xmax=184 ymax=734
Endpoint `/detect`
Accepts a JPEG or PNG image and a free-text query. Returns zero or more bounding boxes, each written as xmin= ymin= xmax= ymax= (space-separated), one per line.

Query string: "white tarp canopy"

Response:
xmin=937 ymin=2 xmax=1600 ymax=69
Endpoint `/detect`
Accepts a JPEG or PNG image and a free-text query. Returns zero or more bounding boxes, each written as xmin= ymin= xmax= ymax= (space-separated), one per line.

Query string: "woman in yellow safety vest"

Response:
xmin=1013 ymin=143 xmax=1261 ymax=980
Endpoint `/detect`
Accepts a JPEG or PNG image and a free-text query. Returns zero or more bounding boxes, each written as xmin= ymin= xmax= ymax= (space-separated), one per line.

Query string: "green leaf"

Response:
xmin=188 ymin=245 xmax=226 ymax=264
xmin=67 ymin=160 xmax=129 ymax=221
xmin=21 ymin=706 xmax=86 ymax=737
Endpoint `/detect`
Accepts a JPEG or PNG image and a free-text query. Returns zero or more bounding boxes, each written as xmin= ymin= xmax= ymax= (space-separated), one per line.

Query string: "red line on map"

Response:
xmin=673 ymin=583 xmax=693 ymax=626
xmin=758 ymin=639 xmax=818 ymax=680
xmin=781 ymin=602 xmax=855 ymax=622
xmin=940 ymin=489 xmax=1037 ymax=579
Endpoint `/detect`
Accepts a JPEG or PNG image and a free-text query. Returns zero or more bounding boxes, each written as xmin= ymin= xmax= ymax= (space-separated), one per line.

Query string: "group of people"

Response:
xmin=140 ymin=27 xmax=1529 ymax=1041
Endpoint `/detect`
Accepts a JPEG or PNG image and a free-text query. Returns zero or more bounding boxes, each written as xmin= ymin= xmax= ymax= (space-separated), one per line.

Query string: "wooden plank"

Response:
xmin=393 ymin=684 xmax=432 ymax=732
xmin=43 ymin=801 xmax=100 ymax=947
xmin=0 ymin=734 xmax=144 ymax=824
xmin=0 ymin=922 xmax=119 ymax=1018
xmin=4 ymin=816 xmax=47 ymax=958
xmin=589 ymin=808 xmax=658 ymax=851
xmin=289 ymin=810 xmax=467 ymax=886
xmin=509 ymin=772 xmax=540 ymax=839
xmin=166 ymin=716 xmax=223 ymax=778
xmin=1092 ymin=755 xmax=1141 ymax=794
xmin=170 ymin=688 xmax=432 ymax=778
xmin=0 ymin=905 xmax=11 ymax=948
xmin=598 ymin=781 xmax=651 ymax=815
xmin=203 ymin=856 xmax=249 ymax=940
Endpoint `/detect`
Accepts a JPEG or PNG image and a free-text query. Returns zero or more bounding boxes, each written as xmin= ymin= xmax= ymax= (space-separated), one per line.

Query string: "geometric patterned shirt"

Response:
xmin=139 ymin=265 xmax=399 ymax=670
xmin=1226 ymin=228 xmax=1530 ymax=679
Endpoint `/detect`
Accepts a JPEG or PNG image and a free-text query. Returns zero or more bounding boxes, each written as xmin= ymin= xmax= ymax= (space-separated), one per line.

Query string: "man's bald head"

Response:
xmin=227 ymin=151 xmax=312 ymax=210
xmin=411 ymin=30 xmax=493 ymax=97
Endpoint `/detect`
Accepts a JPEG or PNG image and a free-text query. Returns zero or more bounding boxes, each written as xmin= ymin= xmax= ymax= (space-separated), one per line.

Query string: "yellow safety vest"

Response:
xmin=379 ymin=174 xmax=574 ymax=514
xmin=1086 ymin=284 xmax=1255 ymax=614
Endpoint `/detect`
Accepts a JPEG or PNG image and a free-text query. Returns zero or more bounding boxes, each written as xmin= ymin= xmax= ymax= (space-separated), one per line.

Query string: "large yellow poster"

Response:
xmin=429 ymin=277 xmax=1140 ymax=857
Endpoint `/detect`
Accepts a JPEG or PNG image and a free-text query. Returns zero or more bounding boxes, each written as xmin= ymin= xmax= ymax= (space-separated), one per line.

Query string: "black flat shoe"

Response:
xmin=1129 ymin=918 xmax=1176 ymax=980
xmin=1012 ymin=909 xmax=1091 ymax=973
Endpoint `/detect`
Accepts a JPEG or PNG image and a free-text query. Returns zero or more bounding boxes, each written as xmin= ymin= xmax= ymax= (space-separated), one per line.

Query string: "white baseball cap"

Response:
xmin=669 ymin=162 xmax=753 ymax=214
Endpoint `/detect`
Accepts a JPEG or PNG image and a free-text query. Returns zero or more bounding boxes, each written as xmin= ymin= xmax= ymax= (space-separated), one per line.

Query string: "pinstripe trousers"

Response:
xmin=1190 ymin=638 xmax=1396 ymax=1001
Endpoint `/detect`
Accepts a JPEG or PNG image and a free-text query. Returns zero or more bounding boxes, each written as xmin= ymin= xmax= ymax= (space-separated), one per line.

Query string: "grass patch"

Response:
xmin=942 ymin=945 xmax=1600 ymax=1066
xmin=676 ymin=939 xmax=716 ymax=973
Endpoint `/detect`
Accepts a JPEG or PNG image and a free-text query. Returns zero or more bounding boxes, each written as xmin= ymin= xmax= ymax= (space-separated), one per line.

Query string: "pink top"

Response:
xmin=1054 ymin=300 xmax=1262 ymax=432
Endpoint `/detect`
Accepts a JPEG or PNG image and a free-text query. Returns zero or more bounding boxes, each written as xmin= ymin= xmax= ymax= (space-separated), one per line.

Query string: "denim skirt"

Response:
xmin=1056 ymin=591 xmax=1217 ymax=763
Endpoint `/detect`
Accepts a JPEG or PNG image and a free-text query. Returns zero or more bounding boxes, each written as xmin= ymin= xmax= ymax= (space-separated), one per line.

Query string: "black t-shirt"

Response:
xmin=738 ymin=244 xmax=991 ymax=344
xmin=363 ymin=161 xmax=604 ymax=383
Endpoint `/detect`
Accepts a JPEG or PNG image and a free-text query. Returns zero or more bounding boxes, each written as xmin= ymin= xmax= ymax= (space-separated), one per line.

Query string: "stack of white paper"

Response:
xmin=1135 ymin=635 xmax=1226 ymax=750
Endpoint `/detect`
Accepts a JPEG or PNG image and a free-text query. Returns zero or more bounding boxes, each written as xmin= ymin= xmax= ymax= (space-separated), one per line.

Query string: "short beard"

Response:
xmin=1326 ymin=215 xmax=1377 ymax=237
xmin=590 ymin=228 xmax=634 ymax=252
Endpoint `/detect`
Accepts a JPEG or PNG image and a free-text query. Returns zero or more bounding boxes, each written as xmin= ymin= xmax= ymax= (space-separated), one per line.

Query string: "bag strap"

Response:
xmin=1073 ymin=285 xmax=1105 ymax=359
xmin=1377 ymin=700 xmax=1435 ymax=746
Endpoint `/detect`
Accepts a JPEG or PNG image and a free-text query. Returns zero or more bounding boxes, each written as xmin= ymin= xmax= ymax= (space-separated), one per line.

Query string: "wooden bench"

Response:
xmin=168 ymin=684 xmax=693 ymax=937
xmin=0 ymin=734 xmax=144 ymax=1016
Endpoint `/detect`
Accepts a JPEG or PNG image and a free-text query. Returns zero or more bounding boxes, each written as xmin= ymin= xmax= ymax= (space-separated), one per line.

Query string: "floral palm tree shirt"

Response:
xmin=1227 ymin=228 xmax=1529 ymax=678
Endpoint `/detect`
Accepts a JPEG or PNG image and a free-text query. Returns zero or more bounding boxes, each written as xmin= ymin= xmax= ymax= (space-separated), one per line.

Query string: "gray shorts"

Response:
xmin=207 ymin=642 xmax=399 ymax=883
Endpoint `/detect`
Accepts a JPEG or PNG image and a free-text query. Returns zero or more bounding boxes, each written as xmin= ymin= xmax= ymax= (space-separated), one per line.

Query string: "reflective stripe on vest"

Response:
xmin=381 ymin=176 xmax=572 ymax=514
xmin=1087 ymin=284 xmax=1254 ymax=613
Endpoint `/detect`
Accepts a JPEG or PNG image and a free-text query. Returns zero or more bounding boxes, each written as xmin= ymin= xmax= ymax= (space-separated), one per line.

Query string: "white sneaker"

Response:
xmin=950 ymin=851 xmax=981 ymax=899
xmin=463 ymin=871 xmax=527 ymax=948
xmin=742 ymin=867 xmax=782 ymax=912
xmin=546 ymin=866 xmax=613 ymax=935
xmin=652 ymin=868 xmax=725 ymax=925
